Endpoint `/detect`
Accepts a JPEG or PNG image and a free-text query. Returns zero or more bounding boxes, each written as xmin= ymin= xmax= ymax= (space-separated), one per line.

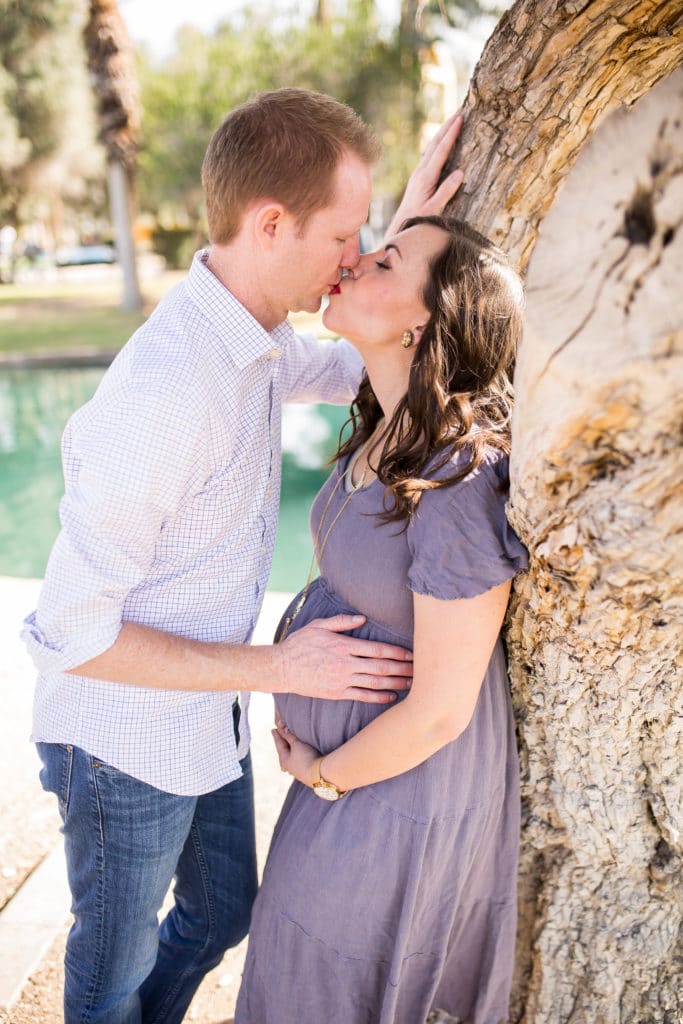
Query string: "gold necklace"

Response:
xmin=277 ymin=428 xmax=379 ymax=641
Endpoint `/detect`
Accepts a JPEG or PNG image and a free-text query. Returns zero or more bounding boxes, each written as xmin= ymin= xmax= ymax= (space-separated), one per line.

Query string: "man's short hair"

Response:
xmin=201 ymin=88 xmax=381 ymax=244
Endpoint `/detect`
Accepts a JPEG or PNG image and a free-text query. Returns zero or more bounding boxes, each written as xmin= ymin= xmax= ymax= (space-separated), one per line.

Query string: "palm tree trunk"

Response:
xmin=84 ymin=0 xmax=142 ymax=311
xmin=107 ymin=160 xmax=141 ymax=311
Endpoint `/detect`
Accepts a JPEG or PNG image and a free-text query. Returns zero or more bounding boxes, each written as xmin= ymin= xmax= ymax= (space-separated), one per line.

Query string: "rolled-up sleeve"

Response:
xmin=22 ymin=383 xmax=206 ymax=674
xmin=280 ymin=331 xmax=364 ymax=404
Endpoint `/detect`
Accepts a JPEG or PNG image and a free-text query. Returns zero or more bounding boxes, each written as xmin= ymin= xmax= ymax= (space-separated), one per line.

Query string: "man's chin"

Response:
xmin=291 ymin=296 xmax=323 ymax=315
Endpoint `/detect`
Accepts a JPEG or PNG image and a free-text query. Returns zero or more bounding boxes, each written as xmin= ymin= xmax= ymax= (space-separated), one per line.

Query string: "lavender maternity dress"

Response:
xmin=236 ymin=447 xmax=528 ymax=1024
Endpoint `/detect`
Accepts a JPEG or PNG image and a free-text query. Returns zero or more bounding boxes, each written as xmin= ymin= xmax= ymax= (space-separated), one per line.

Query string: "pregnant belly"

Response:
xmin=273 ymin=579 xmax=516 ymax=824
xmin=274 ymin=576 xmax=411 ymax=753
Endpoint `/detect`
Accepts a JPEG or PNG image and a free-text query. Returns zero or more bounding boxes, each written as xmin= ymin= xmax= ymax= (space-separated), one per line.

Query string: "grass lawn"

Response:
xmin=0 ymin=268 xmax=329 ymax=355
xmin=0 ymin=305 xmax=146 ymax=352
xmin=0 ymin=269 xmax=183 ymax=354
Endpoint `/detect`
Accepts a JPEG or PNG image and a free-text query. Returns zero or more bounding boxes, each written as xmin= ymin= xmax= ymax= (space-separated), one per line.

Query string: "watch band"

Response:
xmin=311 ymin=756 xmax=347 ymax=801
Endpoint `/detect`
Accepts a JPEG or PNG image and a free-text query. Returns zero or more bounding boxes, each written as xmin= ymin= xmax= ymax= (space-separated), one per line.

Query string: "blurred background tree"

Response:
xmin=137 ymin=0 xmax=422 ymax=261
xmin=137 ymin=0 xmax=509 ymax=264
xmin=0 ymin=0 xmax=104 ymax=276
xmin=84 ymin=0 xmax=142 ymax=310
xmin=1 ymin=0 xmax=512 ymax=274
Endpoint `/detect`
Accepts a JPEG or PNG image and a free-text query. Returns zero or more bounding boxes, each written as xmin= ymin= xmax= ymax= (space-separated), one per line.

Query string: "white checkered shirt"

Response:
xmin=22 ymin=250 xmax=362 ymax=795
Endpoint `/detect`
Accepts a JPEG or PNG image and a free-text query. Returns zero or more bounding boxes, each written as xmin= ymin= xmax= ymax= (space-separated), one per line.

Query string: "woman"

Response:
xmin=235 ymin=214 xmax=528 ymax=1024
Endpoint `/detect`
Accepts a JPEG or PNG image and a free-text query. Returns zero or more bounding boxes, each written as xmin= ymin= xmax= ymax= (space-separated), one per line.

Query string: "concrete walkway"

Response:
xmin=0 ymin=578 xmax=293 ymax=1022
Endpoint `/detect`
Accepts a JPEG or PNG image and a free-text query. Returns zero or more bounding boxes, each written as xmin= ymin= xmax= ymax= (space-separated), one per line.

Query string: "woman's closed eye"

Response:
xmin=375 ymin=259 xmax=391 ymax=270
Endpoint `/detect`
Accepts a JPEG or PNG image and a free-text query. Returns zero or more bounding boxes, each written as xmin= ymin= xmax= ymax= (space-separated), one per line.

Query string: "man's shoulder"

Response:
xmin=122 ymin=283 xmax=214 ymax=394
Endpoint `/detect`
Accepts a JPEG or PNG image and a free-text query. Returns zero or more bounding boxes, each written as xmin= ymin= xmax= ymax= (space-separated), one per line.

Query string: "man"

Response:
xmin=23 ymin=88 xmax=463 ymax=1023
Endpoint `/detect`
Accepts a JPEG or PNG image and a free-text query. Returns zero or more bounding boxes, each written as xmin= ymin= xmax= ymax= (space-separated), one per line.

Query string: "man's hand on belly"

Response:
xmin=277 ymin=614 xmax=413 ymax=703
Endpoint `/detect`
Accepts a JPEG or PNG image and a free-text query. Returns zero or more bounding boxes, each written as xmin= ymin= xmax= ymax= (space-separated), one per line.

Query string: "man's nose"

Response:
xmin=345 ymin=249 xmax=375 ymax=280
xmin=340 ymin=234 xmax=361 ymax=270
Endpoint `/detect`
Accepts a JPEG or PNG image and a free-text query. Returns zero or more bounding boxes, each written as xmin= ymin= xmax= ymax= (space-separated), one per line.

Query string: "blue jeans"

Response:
xmin=36 ymin=734 xmax=257 ymax=1024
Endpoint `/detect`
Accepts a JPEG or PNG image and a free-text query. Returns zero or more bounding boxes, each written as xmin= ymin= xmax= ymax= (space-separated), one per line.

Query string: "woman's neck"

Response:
xmin=362 ymin=352 xmax=411 ymax=424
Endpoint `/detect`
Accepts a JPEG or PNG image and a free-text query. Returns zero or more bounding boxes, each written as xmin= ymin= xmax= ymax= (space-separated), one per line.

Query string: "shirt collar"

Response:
xmin=186 ymin=249 xmax=292 ymax=368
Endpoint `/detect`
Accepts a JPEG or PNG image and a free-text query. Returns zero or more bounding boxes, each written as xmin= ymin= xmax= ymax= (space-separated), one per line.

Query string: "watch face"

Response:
xmin=313 ymin=782 xmax=340 ymax=801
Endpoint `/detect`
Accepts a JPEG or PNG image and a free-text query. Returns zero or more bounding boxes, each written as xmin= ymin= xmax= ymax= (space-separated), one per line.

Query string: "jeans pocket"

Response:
xmin=36 ymin=742 xmax=74 ymax=819
xmin=89 ymin=754 xmax=135 ymax=788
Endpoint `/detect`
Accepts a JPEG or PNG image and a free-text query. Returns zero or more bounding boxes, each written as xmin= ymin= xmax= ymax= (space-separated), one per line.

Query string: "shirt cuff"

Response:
xmin=21 ymin=611 xmax=122 ymax=675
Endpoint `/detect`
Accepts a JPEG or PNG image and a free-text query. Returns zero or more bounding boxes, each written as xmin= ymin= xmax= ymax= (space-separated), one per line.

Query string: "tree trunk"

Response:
xmin=84 ymin=0 xmax=142 ymax=311
xmin=314 ymin=0 xmax=332 ymax=23
xmin=432 ymin=2 xmax=683 ymax=1021
xmin=443 ymin=0 xmax=683 ymax=270
xmin=505 ymin=65 xmax=682 ymax=1023
xmin=107 ymin=160 xmax=142 ymax=312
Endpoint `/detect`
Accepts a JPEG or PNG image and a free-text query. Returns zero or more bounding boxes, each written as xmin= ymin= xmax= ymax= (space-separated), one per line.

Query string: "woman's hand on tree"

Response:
xmin=385 ymin=112 xmax=465 ymax=239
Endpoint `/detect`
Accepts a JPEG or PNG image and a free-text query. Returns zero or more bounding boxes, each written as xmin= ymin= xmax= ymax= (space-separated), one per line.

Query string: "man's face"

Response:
xmin=272 ymin=151 xmax=372 ymax=317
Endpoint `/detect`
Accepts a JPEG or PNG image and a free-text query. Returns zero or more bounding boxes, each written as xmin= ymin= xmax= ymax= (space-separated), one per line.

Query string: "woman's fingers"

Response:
xmin=272 ymin=727 xmax=290 ymax=767
xmin=423 ymin=111 xmax=463 ymax=165
xmin=418 ymin=113 xmax=463 ymax=179
xmin=431 ymin=167 xmax=465 ymax=208
xmin=434 ymin=109 xmax=463 ymax=142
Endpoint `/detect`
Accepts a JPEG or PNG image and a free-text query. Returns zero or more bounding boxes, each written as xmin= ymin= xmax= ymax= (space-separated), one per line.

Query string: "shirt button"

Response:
xmin=267 ymin=348 xmax=282 ymax=359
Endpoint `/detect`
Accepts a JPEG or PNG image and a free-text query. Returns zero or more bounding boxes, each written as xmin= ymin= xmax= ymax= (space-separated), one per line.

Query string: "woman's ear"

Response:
xmin=412 ymin=324 xmax=426 ymax=345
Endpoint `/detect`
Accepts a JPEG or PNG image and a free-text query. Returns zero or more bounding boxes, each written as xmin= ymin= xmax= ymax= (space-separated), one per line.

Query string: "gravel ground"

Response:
xmin=5 ymin=904 xmax=245 ymax=1023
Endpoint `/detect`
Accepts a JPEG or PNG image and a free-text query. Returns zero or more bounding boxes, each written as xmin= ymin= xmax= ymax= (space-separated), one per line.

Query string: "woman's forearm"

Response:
xmin=274 ymin=587 xmax=510 ymax=793
xmin=318 ymin=693 xmax=467 ymax=792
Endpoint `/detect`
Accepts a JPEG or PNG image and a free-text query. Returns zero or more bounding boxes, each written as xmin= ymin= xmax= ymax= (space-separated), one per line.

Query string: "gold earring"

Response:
xmin=401 ymin=330 xmax=414 ymax=348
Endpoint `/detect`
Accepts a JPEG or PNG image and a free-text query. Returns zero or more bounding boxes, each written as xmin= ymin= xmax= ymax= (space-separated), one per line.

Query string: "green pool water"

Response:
xmin=0 ymin=365 xmax=348 ymax=592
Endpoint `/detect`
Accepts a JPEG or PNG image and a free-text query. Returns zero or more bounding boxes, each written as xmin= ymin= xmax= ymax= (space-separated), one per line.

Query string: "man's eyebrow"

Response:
xmin=385 ymin=243 xmax=403 ymax=259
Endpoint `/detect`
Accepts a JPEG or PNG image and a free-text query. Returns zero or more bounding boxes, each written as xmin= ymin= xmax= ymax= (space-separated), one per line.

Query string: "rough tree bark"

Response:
xmin=84 ymin=0 xmax=142 ymax=312
xmin=442 ymin=0 xmax=683 ymax=270
xmin=506 ymin=66 xmax=682 ymax=1024
xmin=427 ymin=2 xmax=682 ymax=1022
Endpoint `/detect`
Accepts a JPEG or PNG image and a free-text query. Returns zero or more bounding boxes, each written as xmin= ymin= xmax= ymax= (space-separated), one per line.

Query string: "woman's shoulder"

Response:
xmin=406 ymin=440 xmax=527 ymax=602
xmin=420 ymin=441 xmax=509 ymax=492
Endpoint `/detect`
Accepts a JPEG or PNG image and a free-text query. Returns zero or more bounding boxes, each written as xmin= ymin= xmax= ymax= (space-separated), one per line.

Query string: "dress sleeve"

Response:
xmin=406 ymin=451 xmax=528 ymax=601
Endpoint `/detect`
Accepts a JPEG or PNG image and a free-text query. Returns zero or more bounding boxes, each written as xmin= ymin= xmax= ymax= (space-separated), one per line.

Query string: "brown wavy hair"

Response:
xmin=336 ymin=215 xmax=524 ymax=524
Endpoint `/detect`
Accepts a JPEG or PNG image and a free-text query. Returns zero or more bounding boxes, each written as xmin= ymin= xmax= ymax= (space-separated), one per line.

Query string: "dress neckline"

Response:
xmin=341 ymin=449 xmax=380 ymax=495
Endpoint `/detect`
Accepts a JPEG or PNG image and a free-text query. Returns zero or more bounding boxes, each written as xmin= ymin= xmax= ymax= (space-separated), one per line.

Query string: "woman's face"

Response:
xmin=322 ymin=223 xmax=447 ymax=350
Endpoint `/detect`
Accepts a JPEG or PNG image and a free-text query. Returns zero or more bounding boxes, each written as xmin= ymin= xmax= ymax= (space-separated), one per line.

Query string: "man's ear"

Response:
xmin=252 ymin=201 xmax=287 ymax=249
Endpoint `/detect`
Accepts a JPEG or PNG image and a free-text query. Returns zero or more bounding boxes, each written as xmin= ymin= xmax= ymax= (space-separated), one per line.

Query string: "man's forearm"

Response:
xmin=67 ymin=613 xmax=413 ymax=703
xmin=68 ymin=621 xmax=284 ymax=694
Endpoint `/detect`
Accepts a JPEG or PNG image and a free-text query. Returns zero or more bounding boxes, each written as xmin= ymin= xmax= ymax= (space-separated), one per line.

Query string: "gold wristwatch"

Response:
xmin=311 ymin=756 xmax=347 ymax=801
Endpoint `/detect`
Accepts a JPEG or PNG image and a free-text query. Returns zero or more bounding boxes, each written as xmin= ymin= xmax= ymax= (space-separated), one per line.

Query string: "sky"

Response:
xmin=119 ymin=0 xmax=240 ymax=57
xmin=119 ymin=0 xmax=400 ymax=59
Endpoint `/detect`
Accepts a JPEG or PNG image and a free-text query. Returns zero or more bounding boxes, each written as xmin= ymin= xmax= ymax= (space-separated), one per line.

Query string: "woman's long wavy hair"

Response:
xmin=336 ymin=214 xmax=524 ymax=524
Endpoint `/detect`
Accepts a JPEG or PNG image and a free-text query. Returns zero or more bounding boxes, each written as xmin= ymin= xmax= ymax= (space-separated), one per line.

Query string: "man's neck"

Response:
xmin=205 ymin=243 xmax=286 ymax=332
